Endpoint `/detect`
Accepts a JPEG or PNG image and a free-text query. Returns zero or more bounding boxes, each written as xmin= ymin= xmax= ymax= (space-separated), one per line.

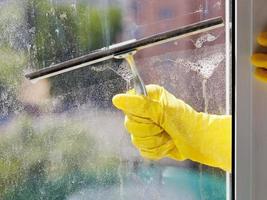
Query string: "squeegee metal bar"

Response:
xmin=25 ymin=17 xmax=224 ymax=81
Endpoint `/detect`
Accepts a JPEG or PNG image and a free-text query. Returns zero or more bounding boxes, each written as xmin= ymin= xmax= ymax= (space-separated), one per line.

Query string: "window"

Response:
xmin=0 ymin=0 xmax=230 ymax=199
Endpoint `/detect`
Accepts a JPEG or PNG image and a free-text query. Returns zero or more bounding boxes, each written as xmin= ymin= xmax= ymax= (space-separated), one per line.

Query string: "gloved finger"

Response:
xmin=254 ymin=68 xmax=267 ymax=82
xmin=112 ymin=94 xmax=162 ymax=123
xmin=130 ymin=133 xmax=170 ymax=149
xmin=251 ymin=53 xmax=267 ymax=68
xmin=257 ymin=32 xmax=267 ymax=46
xmin=126 ymin=113 xmax=153 ymax=124
xmin=139 ymin=140 xmax=177 ymax=160
xmin=124 ymin=116 xmax=163 ymax=137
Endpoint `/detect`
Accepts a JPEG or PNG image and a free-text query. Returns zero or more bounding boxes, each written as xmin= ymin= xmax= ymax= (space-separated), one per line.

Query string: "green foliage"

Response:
xmin=0 ymin=5 xmax=26 ymax=116
xmin=26 ymin=0 xmax=123 ymax=106
xmin=0 ymin=1 xmax=25 ymax=48
xmin=0 ymin=2 xmax=123 ymax=198
xmin=26 ymin=0 xmax=122 ymax=68
xmin=0 ymin=2 xmax=27 ymax=87
xmin=0 ymin=115 xmax=120 ymax=199
xmin=0 ymin=48 xmax=26 ymax=86
xmin=0 ymin=0 xmax=123 ymax=105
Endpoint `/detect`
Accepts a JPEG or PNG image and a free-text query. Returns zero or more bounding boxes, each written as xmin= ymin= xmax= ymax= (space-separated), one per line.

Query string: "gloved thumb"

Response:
xmin=112 ymin=93 xmax=163 ymax=123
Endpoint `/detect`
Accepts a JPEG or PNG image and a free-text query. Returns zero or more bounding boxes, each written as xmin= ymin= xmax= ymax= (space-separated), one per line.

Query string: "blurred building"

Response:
xmin=123 ymin=0 xmax=225 ymax=58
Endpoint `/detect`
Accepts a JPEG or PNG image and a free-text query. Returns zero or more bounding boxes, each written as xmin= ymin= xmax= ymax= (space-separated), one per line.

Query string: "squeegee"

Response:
xmin=25 ymin=17 xmax=224 ymax=96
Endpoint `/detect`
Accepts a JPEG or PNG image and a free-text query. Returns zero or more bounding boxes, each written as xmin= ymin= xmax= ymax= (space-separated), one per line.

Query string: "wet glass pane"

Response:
xmin=0 ymin=0 xmax=229 ymax=199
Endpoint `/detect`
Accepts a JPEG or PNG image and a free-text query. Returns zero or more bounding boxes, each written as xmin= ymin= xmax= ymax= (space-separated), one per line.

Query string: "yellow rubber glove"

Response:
xmin=113 ymin=85 xmax=231 ymax=172
xmin=251 ymin=32 xmax=267 ymax=82
xmin=125 ymin=114 xmax=182 ymax=161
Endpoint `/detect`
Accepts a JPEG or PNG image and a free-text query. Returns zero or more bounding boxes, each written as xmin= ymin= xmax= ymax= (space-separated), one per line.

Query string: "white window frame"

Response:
xmin=235 ymin=0 xmax=254 ymax=199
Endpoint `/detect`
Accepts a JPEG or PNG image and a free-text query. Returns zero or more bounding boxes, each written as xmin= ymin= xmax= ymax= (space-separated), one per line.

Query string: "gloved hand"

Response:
xmin=124 ymin=114 xmax=182 ymax=161
xmin=251 ymin=32 xmax=267 ymax=82
xmin=113 ymin=85 xmax=231 ymax=172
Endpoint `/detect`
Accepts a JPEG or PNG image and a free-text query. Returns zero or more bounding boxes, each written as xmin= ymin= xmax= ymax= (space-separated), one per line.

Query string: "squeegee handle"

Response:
xmin=120 ymin=53 xmax=146 ymax=96
xmin=133 ymin=73 xmax=147 ymax=96
xmin=114 ymin=50 xmax=147 ymax=96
